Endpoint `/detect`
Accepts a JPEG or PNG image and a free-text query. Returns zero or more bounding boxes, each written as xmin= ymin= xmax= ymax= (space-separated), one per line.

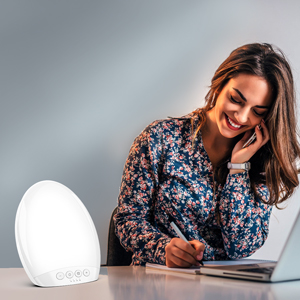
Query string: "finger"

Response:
xmin=252 ymin=122 xmax=269 ymax=149
xmin=172 ymin=238 xmax=200 ymax=256
xmin=234 ymin=131 xmax=253 ymax=150
xmin=172 ymin=245 xmax=200 ymax=266
xmin=189 ymin=240 xmax=205 ymax=259
xmin=166 ymin=247 xmax=199 ymax=268
xmin=189 ymin=240 xmax=205 ymax=255
xmin=167 ymin=253 xmax=196 ymax=268
xmin=244 ymin=124 xmax=263 ymax=150
xmin=174 ymin=239 xmax=201 ymax=264
xmin=239 ymin=130 xmax=253 ymax=143
xmin=254 ymin=124 xmax=263 ymax=144
xmin=165 ymin=238 xmax=200 ymax=267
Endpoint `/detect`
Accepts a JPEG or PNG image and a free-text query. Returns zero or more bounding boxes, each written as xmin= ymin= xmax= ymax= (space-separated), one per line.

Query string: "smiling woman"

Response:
xmin=193 ymin=43 xmax=300 ymax=203
xmin=202 ymin=73 xmax=273 ymax=174
xmin=114 ymin=43 xmax=300 ymax=268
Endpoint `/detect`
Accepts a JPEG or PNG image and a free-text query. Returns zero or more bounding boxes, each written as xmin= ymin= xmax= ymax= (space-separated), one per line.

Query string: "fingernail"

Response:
xmin=196 ymin=253 xmax=203 ymax=260
xmin=262 ymin=119 xmax=265 ymax=123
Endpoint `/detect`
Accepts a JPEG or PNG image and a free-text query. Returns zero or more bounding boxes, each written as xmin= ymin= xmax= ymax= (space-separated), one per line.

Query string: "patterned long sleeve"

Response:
xmin=114 ymin=121 xmax=171 ymax=265
xmin=114 ymin=115 xmax=272 ymax=265
xmin=219 ymin=172 xmax=272 ymax=259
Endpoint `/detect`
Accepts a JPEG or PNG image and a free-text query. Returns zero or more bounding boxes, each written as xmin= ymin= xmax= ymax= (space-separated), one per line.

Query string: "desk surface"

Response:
xmin=1 ymin=266 xmax=300 ymax=300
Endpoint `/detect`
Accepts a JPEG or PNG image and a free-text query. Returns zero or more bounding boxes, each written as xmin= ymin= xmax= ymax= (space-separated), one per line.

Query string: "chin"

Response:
xmin=219 ymin=126 xmax=242 ymax=139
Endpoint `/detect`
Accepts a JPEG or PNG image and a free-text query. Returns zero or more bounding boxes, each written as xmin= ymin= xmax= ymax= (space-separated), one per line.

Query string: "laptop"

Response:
xmin=199 ymin=209 xmax=300 ymax=282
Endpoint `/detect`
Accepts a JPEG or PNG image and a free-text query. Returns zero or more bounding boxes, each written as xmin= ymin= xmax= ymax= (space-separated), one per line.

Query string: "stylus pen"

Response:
xmin=170 ymin=221 xmax=204 ymax=266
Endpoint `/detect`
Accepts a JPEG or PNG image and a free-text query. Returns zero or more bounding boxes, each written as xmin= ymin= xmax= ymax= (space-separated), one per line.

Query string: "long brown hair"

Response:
xmin=192 ymin=43 xmax=300 ymax=207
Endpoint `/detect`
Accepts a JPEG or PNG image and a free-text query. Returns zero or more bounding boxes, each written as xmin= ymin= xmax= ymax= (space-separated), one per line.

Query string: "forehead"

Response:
xmin=228 ymin=73 xmax=273 ymax=107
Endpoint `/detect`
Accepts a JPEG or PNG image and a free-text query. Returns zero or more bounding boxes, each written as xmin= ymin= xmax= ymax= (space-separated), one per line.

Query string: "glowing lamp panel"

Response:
xmin=15 ymin=181 xmax=100 ymax=287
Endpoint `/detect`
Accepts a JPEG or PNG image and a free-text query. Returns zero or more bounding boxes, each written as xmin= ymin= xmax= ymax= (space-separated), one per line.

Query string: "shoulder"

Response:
xmin=131 ymin=113 xmax=201 ymax=152
xmin=141 ymin=113 xmax=198 ymax=137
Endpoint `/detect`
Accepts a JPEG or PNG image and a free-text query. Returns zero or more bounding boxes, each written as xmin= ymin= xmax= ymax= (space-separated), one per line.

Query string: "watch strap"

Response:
xmin=227 ymin=162 xmax=251 ymax=171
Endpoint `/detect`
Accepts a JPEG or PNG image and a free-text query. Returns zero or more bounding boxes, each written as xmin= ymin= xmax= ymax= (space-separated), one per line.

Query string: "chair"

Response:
xmin=106 ymin=207 xmax=133 ymax=266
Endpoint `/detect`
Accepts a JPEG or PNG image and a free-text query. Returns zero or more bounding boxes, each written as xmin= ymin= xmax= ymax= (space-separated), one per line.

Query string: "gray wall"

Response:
xmin=1 ymin=0 xmax=300 ymax=267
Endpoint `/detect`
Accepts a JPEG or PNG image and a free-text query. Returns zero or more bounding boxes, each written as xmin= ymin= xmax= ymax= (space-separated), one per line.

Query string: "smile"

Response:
xmin=225 ymin=114 xmax=243 ymax=130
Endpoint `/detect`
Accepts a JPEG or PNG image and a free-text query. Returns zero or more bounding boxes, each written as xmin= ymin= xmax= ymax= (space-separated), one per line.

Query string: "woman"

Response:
xmin=114 ymin=43 xmax=300 ymax=267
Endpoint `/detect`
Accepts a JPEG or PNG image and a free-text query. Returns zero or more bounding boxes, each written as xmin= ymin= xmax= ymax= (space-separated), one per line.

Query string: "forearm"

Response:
xmin=114 ymin=205 xmax=171 ymax=265
xmin=219 ymin=171 xmax=272 ymax=258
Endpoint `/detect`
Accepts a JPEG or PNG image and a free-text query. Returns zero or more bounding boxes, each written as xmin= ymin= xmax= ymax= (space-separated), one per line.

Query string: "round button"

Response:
xmin=75 ymin=270 xmax=82 ymax=277
xmin=83 ymin=269 xmax=90 ymax=277
xmin=66 ymin=271 xmax=73 ymax=279
xmin=56 ymin=272 xmax=64 ymax=280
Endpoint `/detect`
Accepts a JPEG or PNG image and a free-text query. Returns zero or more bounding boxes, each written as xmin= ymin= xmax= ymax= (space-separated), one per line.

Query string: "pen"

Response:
xmin=170 ymin=221 xmax=204 ymax=266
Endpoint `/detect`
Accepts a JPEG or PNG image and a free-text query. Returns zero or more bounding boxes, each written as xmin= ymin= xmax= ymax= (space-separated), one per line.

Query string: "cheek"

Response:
xmin=216 ymin=98 xmax=227 ymax=111
xmin=218 ymin=102 xmax=233 ymax=116
xmin=249 ymin=116 xmax=262 ymax=127
xmin=224 ymin=101 xmax=237 ymax=111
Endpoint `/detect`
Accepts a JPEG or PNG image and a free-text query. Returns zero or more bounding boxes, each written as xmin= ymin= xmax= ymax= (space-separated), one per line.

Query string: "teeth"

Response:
xmin=227 ymin=115 xmax=241 ymax=128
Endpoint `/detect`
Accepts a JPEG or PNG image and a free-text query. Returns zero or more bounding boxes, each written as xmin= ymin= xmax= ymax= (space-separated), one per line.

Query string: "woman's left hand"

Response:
xmin=230 ymin=120 xmax=269 ymax=172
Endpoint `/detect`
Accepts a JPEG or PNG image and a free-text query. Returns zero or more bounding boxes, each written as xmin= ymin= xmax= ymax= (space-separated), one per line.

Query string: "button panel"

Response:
xmin=55 ymin=268 xmax=93 ymax=283
xmin=35 ymin=266 xmax=99 ymax=287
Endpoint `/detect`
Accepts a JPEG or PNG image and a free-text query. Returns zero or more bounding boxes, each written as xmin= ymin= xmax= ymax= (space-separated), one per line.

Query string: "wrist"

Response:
xmin=227 ymin=162 xmax=251 ymax=172
xmin=229 ymin=169 xmax=246 ymax=174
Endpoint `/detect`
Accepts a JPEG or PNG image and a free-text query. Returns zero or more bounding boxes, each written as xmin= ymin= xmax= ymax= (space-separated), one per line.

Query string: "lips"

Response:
xmin=225 ymin=114 xmax=244 ymax=131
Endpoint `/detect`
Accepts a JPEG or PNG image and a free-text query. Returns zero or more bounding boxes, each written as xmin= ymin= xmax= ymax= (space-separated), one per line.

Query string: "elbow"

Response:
xmin=224 ymin=232 xmax=268 ymax=259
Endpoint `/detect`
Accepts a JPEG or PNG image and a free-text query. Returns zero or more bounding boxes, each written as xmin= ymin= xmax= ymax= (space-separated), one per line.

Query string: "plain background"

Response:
xmin=1 ymin=0 xmax=300 ymax=267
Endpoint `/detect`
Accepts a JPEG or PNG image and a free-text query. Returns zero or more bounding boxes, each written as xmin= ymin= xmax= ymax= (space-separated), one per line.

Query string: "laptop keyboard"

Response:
xmin=238 ymin=267 xmax=274 ymax=274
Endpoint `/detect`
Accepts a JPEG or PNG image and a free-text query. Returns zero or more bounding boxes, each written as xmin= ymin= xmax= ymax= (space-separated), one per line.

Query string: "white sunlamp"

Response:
xmin=15 ymin=180 xmax=100 ymax=287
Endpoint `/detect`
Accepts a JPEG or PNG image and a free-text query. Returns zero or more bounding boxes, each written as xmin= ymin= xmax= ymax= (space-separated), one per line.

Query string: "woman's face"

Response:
xmin=210 ymin=73 xmax=273 ymax=139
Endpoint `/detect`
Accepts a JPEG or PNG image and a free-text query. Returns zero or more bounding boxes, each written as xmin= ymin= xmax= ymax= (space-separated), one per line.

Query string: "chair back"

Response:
xmin=106 ymin=207 xmax=133 ymax=266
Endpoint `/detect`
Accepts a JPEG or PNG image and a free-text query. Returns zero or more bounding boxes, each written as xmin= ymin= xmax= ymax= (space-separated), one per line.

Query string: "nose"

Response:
xmin=235 ymin=107 xmax=250 ymax=124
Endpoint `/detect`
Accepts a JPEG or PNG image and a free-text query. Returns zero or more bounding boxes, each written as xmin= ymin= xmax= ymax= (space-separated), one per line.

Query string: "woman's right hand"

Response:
xmin=165 ymin=238 xmax=205 ymax=268
xmin=230 ymin=119 xmax=269 ymax=168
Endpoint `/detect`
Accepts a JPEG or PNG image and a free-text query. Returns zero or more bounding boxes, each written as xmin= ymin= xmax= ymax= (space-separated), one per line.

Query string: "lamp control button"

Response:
xmin=83 ymin=269 xmax=90 ymax=277
xmin=56 ymin=272 xmax=64 ymax=280
xmin=75 ymin=270 xmax=82 ymax=277
xmin=66 ymin=271 xmax=73 ymax=279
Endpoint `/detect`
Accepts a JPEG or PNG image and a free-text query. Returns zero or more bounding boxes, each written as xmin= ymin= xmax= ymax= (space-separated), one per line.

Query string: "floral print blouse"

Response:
xmin=114 ymin=114 xmax=272 ymax=266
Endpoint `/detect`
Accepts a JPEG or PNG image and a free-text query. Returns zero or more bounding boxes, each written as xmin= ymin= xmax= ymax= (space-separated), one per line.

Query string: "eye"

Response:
xmin=253 ymin=109 xmax=265 ymax=117
xmin=230 ymin=96 xmax=241 ymax=104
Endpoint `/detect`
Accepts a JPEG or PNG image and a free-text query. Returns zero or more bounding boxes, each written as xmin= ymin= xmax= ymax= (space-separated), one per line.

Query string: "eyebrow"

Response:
xmin=232 ymin=88 xmax=269 ymax=109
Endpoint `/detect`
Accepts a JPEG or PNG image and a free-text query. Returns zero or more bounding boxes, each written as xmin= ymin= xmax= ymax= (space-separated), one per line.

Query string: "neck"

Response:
xmin=201 ymin=110 xmax=236 ymax=165
xmin=202 ymin=110 xmax=231 ymax=148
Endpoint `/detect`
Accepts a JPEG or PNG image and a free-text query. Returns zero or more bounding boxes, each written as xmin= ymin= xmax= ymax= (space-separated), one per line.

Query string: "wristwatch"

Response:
xmin=227 ymin=162 xmax=251 ymax=171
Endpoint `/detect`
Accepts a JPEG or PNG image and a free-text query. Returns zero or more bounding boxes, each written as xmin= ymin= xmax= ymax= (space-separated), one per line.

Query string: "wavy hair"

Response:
xmin=192 ymin=43 xmax=300 ymax=207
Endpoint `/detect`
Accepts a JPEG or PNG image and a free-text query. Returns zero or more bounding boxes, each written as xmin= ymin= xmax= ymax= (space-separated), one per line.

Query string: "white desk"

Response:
xmin=1 ymin=266 xmax=300 ymax=300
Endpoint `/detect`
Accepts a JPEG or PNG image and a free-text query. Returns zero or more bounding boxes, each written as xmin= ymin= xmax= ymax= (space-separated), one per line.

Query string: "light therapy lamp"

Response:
xmin=15 ymin=180 xmax=100 ymax=287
